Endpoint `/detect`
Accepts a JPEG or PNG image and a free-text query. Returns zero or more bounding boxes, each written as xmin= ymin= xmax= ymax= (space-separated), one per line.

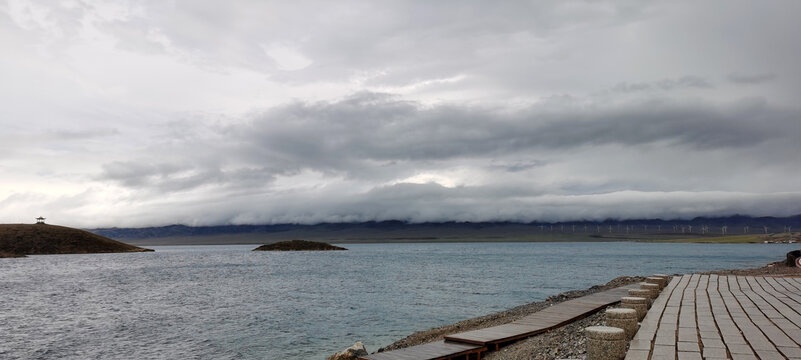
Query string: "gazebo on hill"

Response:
xmin=35 ymin=216 xmax=46 ymax=224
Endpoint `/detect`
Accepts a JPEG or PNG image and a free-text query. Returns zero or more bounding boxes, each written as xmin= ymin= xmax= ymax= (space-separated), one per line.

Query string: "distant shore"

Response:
xmin=361 ymin=260 xmax=801 ymax=360
xmin=120 ymin=232 xmax=800 ymax=246
xmin=91 ymin=216 xmax=801 ymax=246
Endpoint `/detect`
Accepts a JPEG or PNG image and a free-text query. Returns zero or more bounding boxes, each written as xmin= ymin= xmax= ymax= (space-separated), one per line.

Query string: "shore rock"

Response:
xmin=327 ymin=341 xmax=368 ymax=360
xmin=787 ymin=250 xmax=801 ymax=267
xmin=252 ymin=239 xmax=346 ymax=251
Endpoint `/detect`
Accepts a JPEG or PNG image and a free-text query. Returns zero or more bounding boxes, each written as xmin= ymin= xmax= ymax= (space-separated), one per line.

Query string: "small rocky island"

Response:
xmin=0 ymin=223 xmax=153 ymax=257
xmin=252 ymin=239 xmax=347 ymax=251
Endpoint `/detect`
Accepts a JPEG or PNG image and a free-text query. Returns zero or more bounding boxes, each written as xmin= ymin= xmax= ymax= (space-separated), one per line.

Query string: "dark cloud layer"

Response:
xmin=728 ymin=73 xmax=777 ymax=85
xmin=207 ymin=93 xmax=797 ymax=166
xmin=87 ymin=92 xmax=801 ymax=225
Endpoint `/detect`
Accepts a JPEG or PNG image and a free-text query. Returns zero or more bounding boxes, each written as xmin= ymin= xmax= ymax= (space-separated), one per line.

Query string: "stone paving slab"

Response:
xmin=627 ymin=274 xmax=801 ymax=360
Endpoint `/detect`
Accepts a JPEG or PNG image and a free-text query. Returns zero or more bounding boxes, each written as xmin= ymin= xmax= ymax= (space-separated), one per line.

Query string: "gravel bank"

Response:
xmin=373 ymin=260 xmax=801 ymax=359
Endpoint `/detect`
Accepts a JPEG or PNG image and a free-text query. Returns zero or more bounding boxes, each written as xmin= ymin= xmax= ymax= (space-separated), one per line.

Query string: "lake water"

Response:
xmin=1 ymin=242 xmax=797 ymax=359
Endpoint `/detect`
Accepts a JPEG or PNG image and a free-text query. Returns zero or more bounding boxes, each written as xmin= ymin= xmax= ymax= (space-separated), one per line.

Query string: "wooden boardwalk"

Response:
xmin=445 ymin=285 xmax=637 ymax=350
xmin=360 ymin=284 xmax=638 ymax=360
xmin=626 ymin=274 xmax=801 ymax=360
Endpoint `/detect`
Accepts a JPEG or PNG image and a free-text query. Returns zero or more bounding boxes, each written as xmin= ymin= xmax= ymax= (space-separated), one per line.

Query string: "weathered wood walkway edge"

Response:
xmin=360 ymin=284 xmax=639 ymax=360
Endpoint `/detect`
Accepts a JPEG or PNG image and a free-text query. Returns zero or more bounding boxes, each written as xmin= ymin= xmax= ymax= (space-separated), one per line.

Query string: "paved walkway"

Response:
xmin=626 ymin=274 xmax=801 ymax=360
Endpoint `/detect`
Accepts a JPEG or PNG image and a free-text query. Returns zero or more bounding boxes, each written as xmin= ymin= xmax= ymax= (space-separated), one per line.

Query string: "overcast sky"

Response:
xmin=1 ymin=0 xmax=800 ymax=227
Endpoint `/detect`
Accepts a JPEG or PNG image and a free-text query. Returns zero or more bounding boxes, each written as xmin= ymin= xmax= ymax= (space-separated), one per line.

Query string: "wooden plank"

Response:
xmin=735 ymin=277 xmax=799 ymax=349
xmin=634 ymin=276 xmax=688 ymax=358
xmin=707 ymin=276 xmax=755 ymax=356
xmin=719 ymin=276 xmax=785 ymax=356
xmin=511 ymin=318 xmax=552 ymax=327
xmin=784 ymin=277 xmax=801 ymax=289
xmin=444 ymin=323 xmax=543 ymax=344
xmin=752 ymin=277 xmax=801 ymax=329
xmin=771 ymin=278 xmax=801 ymax=306
xmin=706 ymin=275 xmax=756 ymax=357
xmin=360 ymin=341 xmax=485 ymax=360
xmin=675 ymin=274 xmax=700 ymax=356
xmin=633 ymin=275 xmax=683 ymax=343
xmin=746 ymin=277 xmax=801 ymax=344
xmin=774 ymin=276 xmax=801 ymax=292
xmin=630 ymin=274 xmax=798 ymax=359
xmin=763 ymin=276 xmax=793 ymax=292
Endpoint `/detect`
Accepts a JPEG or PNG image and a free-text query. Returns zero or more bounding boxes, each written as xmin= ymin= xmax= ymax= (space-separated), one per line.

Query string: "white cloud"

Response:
xmin=262 ymin=42 xmax=313 ymax=71
xmin=1 ymin=0 xmax=800 ymax=227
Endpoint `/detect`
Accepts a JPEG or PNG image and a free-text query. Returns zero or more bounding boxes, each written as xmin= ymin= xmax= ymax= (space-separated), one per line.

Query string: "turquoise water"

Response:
xmin=0 ymin=242 xmax=796 ymax=359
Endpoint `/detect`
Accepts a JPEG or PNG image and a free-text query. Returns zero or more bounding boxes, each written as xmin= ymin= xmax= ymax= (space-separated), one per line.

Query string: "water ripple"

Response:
xmin=0 ymin=242 xmax=794 ymax=359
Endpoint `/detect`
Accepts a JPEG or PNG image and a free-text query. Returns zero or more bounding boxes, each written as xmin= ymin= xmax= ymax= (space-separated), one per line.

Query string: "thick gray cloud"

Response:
xmin=728 ymin=73 xmax=777 ymax=85
xmin=256 ymin=94 xmax=791 ymax=160
xmin=608 ymin=76 xmax=713 ymax=93
xmin=1 ymin=0 xmax=800 ymax=227
xmin=93 ymin=93 xmax=798 ymax=184
xmin=84 ymin=92 xmax=801 ymax=225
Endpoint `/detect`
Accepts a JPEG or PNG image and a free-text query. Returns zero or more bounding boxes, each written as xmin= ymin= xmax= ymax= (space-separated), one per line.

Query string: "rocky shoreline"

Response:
xmin=362 ymin=260 xmax=800 ymax=360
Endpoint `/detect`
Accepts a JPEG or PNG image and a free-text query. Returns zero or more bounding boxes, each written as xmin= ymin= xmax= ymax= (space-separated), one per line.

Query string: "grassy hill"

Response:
xmin=0 ymin=250 xmax=26 ymax=258
xmin=655 ymin=234 xmax=765 ymax=243
xmin=0 ymin=224 xmax=153 ymax=257
xmin=656 ymin=232 xmax=799 ymax=244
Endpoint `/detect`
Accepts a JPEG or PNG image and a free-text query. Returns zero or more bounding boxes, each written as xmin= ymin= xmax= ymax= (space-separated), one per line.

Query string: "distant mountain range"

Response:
xmin=89 ymin=214 xmax=801 ymax=245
